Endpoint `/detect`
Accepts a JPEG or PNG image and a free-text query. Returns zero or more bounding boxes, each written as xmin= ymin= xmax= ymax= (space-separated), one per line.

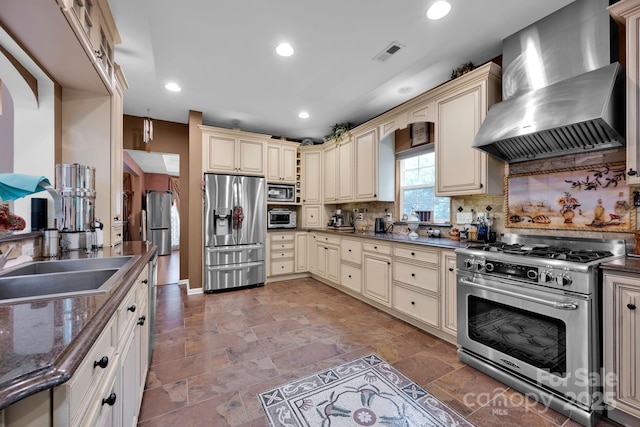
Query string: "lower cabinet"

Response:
xmin=340 ymin=237 xmax=363 ymax=294
xmin=51 ymin=265 xmax=149 ymax=427
xmin=268 ymin=232 xmax=295 ymax=277
xmin=441 ymin=250 xmax=457 ymax=337
xmin=393 ymin=285 xmax=439 ymax=328
xmin=315 ymin=233 xmax=341 ymax=284
xmin=363 ymin=247 xmax=392 ymax=306
xmin=603 ymin=271 xmax=640 ymax=422
xmin=295 ymin=232 xmax=308 ymax=272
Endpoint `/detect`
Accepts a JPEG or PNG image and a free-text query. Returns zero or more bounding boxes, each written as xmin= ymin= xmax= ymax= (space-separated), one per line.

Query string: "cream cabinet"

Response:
xmin=60 ymin=0 xmax=120 ymax=87
xmin=40 ymin=265 xmax=150 ymax=427
xmin=362 ymin=242 xmax=392 ymax=306
xmin=300 ymin=147 xmax=322 ymax=204
xmin=307 ymin=232 xmax=317 ymax=274
xmin=295 ymin=232 xmax=308 ymax=273
xmin=603 ymin=271 xmax=640 ymax=421
xmin=340 ymin=237 xmax=363 ymax=294
xmin=267 ymin=140 xmax=298 ymax=183
xmin=610 ymin=1 xmax=640 ymax=184
xmin=323 ymin=137 xmax=354 ymax=203
xmin=201 ymin=126 xmax=268 ymax=176
xmin=353 ymin=127 xmax=394 ymax=202
xmin=302 ymin=205 xmax=323 ymax=229
xmin=434 ymin=62 xmax=504 ymax=196
xmin=315 ymin=233 xmax=340 ymax=284
xmin=268 ymin=232 xmax=296 ymax=276
xmin=110 ymin=66 xmax=127 ymax=222
xmin=441 ymin=250 xmax=457 ymax=337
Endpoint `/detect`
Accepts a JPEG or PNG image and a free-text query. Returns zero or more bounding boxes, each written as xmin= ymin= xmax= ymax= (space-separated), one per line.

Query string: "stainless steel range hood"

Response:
xmin=472 ymin=0 xmax=624 ymax=163
xmin=472 ymin=63 xmax=625 ymax=163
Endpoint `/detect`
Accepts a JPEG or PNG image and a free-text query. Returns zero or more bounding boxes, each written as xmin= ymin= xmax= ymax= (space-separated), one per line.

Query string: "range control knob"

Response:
xmin=526 ymin=269 xmax=538 ymax=280
xmin=556 ymin=274 xmax=572 ymax=287
xmin=540 ymin=271 xmax=554 ymax=282
xmin=485 ymin=262 xmax=495 ymax=273
xmin=475 ymin=260 xmax=485 ymax=272
xmin=464 ymin=259 xmax=474 ymax=269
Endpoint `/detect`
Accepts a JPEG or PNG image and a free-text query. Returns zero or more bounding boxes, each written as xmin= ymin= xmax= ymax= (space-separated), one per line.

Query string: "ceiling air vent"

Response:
xmin=373 ymin=42 xmax=404 ymax=63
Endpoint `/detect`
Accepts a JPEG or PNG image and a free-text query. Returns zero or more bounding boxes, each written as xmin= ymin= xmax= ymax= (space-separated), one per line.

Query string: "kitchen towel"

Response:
xmin=0 ymin=174 xmax=51 ymax=201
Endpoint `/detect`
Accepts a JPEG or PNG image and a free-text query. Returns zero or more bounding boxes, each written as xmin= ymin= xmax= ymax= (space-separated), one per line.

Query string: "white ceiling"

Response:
xmin=107 ymin=0 xmax=575 ymax=142
xmin=125 ymin=150 xmax=180 ymax=176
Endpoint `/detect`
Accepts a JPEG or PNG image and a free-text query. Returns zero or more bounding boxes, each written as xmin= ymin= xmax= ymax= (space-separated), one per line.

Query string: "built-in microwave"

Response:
xmin=267 ymin=183 xmax=295 ymax=203
xmin=267 ymin=208 xmax=296 ymax=229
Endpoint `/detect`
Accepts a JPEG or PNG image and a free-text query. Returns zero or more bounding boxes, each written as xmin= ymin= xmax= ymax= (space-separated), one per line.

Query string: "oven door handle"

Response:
xmin=459 ymin=278 xmax=579 ymax=310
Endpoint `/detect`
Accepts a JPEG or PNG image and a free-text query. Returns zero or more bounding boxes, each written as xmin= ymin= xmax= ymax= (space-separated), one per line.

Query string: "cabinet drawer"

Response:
xmin=341 ymin=263 xmax=362 ymax=293
xmin=341 ymin=238 xmax=362 ymax=264
xmin=271 ymin=250 xmax=295 ymax=260
xmin=394 ymin=245 xmax=440 ymax=265
xmin=363 ymin=241 xmax=392 ymax=255
xmin=117 ymin=286 xmax=139 ymax=343
xmin=317 ymin=234 xmax=341 ymax=246
xmin=270 ymin=233 xmax=295 ymax=243
xmin=393 ymin=285 xmax=439 ymax=328
xmin=111 ymin=224 xmax=123 ymax=247
xmin=61 ymin=317 xmax=117 ymax=425
xmin=271 ymin=260 xmax=295 ymax=275
xmin=393 ymin=260 xmax=439 ymax=294
xmin=271 ymin=242 xmax=295 ymax=251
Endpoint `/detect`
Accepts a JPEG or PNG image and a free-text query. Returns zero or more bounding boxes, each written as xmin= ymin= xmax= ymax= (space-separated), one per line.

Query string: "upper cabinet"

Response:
xmin=300 ymin=146 xmax=323 ymax=205
xmin=609 ymin=0 xmax=640 ymax=184
xmin=323 ymin=137 xmax=354 ymax=203
xmin=201 ymin=126 xmax=269 ymax=176
xmin=354 ymin=127 xmax=394 ymax=202
xmin=266 ymin=139 xmax=298 ymax=183
xmin=59 ymin=0 xmax=120 ymax=87
xmin=111 ymin=65 xmax=128 ymax=221
xmin=433 ymin=62 xmax=504 ymax=196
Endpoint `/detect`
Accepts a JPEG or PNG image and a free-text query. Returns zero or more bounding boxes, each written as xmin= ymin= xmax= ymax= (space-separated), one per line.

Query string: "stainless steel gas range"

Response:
xmin=455 ymin=234 xmax=626 ymax=427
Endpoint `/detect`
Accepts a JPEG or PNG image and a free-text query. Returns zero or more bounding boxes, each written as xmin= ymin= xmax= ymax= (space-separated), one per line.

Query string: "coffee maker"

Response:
xmin=333 ymin=209 xmax=353 ymax=228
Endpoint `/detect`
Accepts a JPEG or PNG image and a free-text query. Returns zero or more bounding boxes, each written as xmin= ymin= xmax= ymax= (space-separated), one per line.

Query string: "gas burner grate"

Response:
xmin=527 ymin=246 xmax=614 ymax=263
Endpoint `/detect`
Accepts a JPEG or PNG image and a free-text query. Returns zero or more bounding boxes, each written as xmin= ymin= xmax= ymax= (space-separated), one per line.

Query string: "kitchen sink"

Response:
xmin=0 ymin=255 xmax=140 ymax=305
xmin=0 ymin=256 xmax=135 ymax=277
xmin=0 ymin=269 xmax=119 ymax=304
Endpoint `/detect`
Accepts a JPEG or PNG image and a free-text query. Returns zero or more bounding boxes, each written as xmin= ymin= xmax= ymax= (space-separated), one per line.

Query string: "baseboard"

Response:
xmin=183 ymin=279 xmax=204 ymax=295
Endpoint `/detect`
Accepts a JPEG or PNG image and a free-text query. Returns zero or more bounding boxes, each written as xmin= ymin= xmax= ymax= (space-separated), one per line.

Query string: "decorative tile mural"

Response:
xmin=505 ymin=162 xmax=633 ymax=232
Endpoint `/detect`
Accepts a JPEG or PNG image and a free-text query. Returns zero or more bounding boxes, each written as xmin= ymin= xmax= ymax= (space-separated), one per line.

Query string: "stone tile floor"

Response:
xmin=138 ymin=279 xmax=619 ymax=427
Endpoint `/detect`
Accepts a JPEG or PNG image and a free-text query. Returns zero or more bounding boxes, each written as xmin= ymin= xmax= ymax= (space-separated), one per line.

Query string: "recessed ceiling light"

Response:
xmin=164 ymin=82 xmax=181 ymax=92
xmin=298 ymin=111 xmax=310 ymax=119
xmin=427 ymin=1 xmax=451 ymax=20
xmin=276 ymin=43 xmax=294 ymax=57
xmin=398 ymin=86 xmax=413 ymax=94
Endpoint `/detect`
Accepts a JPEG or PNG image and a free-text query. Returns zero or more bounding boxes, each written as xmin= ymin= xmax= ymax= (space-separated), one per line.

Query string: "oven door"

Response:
xmin=457 ymin=270 xmax=595 ymax=408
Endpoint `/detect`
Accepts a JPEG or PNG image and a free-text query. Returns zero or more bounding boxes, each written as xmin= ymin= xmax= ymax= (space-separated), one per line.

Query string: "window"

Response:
xmin=399 ymin=149 xmax=450 ymax=223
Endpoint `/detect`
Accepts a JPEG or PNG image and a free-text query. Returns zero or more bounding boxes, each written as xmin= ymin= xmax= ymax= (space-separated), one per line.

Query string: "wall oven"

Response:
xmin=456 ymin=235 xmax=625 ymax=427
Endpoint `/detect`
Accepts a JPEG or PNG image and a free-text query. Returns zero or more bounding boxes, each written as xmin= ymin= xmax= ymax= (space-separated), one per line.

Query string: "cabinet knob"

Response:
xmin=127 ymin=304 xmax=136 ymax=312
xmin=411 ymin=301 xmax=415 ymax=305
xmin=479 ymin=183 xmax=484 ymax=189
xmin=411 ymin=252 xmax=415 ymax=256
xmin=628 ymin=303 xmax=637 ymax=310
xmin=628 ymin=168 xmax=638 ymax=176
xmin=137 ymin=315 xmax=147 ymax=326
xmin=348 ymin=249 xmax=352 ymax=252
xmin=411 ymin=273 xmax=415 ymax=277
xmin=142 ymin=279 xmax=148 ymax=284
xmin=374 ymin=246 xmax=378 ymax=249
xmin=94 ymin=356 xmax=109 ymax=369
xmin=387 ymin=261 xmax=391 ymax=265
xmin=449 ymin=267 xmax=454 ymax=272
xmin=348 ymin=275 xmax=351 ymax=278
xmin=94 ymin=49 xmax=103 ymax=59
xmin=102 ymin=393 xmax=117 ymax=407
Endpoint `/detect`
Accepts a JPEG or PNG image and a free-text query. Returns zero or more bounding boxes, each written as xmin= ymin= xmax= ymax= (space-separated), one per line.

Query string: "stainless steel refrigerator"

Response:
xmin=203 ymin=174 xmax=265 ymax=292
xmin=145 ymin=190 xmax=172 ymax=256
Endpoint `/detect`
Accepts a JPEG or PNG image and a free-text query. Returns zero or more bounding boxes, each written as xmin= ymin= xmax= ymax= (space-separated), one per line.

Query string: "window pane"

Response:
xmin=399 ymin=151 xmax=450 ymax=223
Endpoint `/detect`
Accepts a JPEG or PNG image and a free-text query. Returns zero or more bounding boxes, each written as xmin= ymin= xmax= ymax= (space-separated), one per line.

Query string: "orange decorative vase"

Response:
xmin=562 ymin=209 xmax=575 ymax=223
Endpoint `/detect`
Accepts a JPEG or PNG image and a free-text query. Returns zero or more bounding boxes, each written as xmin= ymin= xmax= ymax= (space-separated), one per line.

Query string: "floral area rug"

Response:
xmin=258 ymin=353 xmax=474 ymax=426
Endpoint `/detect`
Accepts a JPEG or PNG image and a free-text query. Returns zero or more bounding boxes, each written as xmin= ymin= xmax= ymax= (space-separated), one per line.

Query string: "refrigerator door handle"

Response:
xmin=205 ymin=243 xmax=263 ymax=253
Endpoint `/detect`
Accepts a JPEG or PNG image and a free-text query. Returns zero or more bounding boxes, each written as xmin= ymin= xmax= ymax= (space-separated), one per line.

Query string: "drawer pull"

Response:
xmin=102 ymin=393 xmax=117 ymax=407
xmin=137 ymin=315 xmax=147 ymax=326
xmin=94 ymin=356 xmax=109 ymax=369
xmin=142 ymin=279 xmax=148 ymax=284
xmin=411 ymin=252 xmax=415 ymax=256
xmin=374 ymin=246 xmax=378 ymax=249
xmin=411 ymin=273 xmax=416 ymax=277
xmin=348 ymin=275 xmax=352 ymax=278
xmin=387 ymin=261 xmax=391 ymax=265
xmin=127 ymin=304 xmax=136 ymax=313
xmin=628 ymin=303 xmax=637 ymax=310
xmin=449 ymin=267 xmax=454 ymax=272
xmin=411 ymin=301 xmax=415 ymax=305
xmin=348 ymin=249 xmax=352 ymax=252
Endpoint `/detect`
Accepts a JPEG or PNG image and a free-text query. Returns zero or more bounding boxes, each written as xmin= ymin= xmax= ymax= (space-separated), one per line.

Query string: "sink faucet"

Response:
xmin=0 ymin=245 xmax=15 ymax=270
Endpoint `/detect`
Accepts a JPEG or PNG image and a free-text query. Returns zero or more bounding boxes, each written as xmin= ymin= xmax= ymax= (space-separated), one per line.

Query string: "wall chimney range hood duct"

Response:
xmin=472 ymin=63 xmax=625 ymax=163
xmin=472 ymin=0 xmax=624 ymax=163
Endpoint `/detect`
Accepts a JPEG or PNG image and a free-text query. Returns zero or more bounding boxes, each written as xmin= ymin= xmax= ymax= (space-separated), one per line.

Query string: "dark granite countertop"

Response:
xmin=308 ymin=229 xmax=469 ymax=250
xmin=600 ymin=256 xmax=640 ymax=275
xmin=0 ymin=241 xmax=157 ymax=410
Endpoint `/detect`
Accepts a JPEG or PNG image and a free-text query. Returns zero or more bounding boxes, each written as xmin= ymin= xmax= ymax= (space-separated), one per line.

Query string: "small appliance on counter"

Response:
xmin=374 ymin=217 xmax=386 ymax=233
xmin=328 ymin=209 xmax=354 ymax=232
xmin=267 ymin=208 xmax=296 ymax=229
